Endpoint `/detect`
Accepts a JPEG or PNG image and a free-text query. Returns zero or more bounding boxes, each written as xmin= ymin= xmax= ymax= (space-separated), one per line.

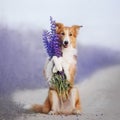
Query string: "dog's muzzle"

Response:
xmin=63 ymin=41 xmax=69 ymax=48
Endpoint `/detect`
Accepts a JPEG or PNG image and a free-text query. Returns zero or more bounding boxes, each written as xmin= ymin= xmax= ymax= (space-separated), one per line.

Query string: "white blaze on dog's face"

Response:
xmin=56 ymin=23 xmax=82 ymax=48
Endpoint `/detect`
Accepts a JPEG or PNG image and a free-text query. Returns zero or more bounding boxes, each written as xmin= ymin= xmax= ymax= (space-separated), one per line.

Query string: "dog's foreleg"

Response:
xmin=48 ymin=89 xmax=60 ymax=115
xmin=52 ymin=56 xmax=63 ymax=72
xmin=70 ymin=87 xmax=82 ymax=115
xmin=61 ymin=60 xmax=70 ymax=80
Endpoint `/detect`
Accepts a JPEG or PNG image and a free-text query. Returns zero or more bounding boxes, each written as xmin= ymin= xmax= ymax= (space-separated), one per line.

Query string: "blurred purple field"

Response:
xmin=0 ymin=25 xmax=120 ymax=95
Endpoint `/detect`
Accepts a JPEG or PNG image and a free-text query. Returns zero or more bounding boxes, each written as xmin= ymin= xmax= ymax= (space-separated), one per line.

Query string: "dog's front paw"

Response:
xmin=52 ymin=56 xmax=62 ymax=72
xmin=48 ymin=110 xmax=57 ymax=115
xmin=72 ymin=109 xmax=81 ymax=115
xmin=53 ymin=66 xmax=58 ymax=73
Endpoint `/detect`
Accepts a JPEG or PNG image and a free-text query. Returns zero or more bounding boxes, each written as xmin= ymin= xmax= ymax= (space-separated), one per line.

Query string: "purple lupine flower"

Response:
xmin=42 ymin=16 xmax=62 ymax=58
xmin=42 ymin=30 xmax=54 ymax=57
xmin=50 ymin=16 xmax=56 ymax=34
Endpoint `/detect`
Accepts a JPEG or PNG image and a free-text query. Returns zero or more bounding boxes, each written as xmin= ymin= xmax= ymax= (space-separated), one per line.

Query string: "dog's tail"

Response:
xmin=24 ymin=104 xmax=50 ymax=114
xmin=31 ymin=104 xmax=43 ymax=113
xmin=24 ymin=97 xmax=51 ymax=114
xmin=33 ymin=104 xmax=50 ymax=114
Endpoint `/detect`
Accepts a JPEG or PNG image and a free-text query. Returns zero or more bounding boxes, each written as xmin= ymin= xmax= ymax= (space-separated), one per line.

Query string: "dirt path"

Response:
xmin=1 ymin=65 xmax=120 ymax=120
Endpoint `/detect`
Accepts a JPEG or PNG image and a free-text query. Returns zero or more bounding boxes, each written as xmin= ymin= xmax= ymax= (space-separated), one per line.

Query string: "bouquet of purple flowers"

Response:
xmin=43 ymin=16 xmax=62 ymax=58
xmin=42 ymin=17 xmax=72 ymax=99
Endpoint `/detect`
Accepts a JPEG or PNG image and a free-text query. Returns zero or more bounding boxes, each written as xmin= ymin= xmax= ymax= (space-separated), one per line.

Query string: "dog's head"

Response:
xmin=56 ymin=23 xmax=82 ymax=48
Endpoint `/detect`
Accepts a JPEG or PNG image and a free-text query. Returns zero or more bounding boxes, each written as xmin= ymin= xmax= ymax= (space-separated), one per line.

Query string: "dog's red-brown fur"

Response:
xmin=32 ymin=23 xmax=82 ymax=115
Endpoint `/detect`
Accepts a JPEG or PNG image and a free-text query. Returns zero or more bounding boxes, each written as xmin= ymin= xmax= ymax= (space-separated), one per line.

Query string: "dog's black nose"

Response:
xmin=64 ymin=41 xmax=68 ymax=45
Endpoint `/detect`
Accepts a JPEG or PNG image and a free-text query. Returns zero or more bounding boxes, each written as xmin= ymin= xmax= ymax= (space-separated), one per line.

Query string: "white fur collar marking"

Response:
xmin=62 ymin=45 xmax=77 ymax=64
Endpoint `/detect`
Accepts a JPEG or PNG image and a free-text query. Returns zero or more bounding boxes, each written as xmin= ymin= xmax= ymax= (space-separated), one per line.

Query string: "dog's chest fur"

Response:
xmin=61 ymin=46 xmax=77 ymax=80
xmin=62 ymin=46 xmax=77 ymax=64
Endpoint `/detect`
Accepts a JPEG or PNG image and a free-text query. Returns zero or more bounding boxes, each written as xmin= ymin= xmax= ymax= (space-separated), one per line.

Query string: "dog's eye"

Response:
xmin=69 ymin=33 xmax=72 ymax=36
xmin=61 ymin=32 xmax=65 ymax=35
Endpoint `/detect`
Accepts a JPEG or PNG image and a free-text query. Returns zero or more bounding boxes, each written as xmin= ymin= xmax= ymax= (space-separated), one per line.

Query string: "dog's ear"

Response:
xmin=72 ymin=25 xmax=83 ymax=32
xmin=56 ymin=23 xmax=64 ymax=33
xmin=71 ymin=25 xmax=83 ymax=36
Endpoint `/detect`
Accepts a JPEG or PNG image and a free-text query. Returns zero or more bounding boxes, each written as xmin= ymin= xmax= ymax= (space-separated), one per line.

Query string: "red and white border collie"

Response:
xmin=32 ymin=23 xmax=83 ymax=115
